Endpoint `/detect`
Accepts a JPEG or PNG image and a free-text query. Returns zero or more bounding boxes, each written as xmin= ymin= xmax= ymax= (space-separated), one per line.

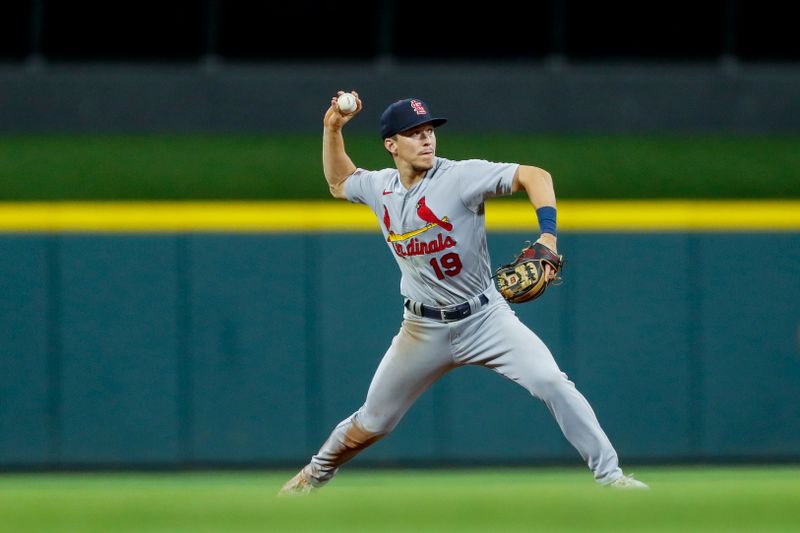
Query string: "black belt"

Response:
xmin=405 ymin=294 xmax=489 ymax=322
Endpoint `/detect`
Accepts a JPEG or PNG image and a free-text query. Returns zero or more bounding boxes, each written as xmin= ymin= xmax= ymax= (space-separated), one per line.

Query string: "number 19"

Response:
xmin=429 ymin=252 xmax=462 ymax=280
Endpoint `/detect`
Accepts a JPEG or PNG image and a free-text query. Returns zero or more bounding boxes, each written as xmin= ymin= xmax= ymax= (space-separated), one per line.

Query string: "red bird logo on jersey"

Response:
xmin=383 ymin=197 xmax=454 ymax=255
xmin=416 ymin=197 xmax=453 ymax=231
xmin=383 ymin=205 xmax=391 ymax=231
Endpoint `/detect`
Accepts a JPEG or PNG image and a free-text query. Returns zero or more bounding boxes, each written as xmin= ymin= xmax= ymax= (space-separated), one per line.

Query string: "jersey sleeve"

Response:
xmin=455 ymin=159 xmax=520 ymax=212
xmin=343 ymin=168 xmax=379 ymax=207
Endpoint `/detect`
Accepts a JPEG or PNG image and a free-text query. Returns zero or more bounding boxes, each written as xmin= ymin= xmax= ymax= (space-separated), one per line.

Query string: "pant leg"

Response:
xmin=456 ymin=300 xmax=623 ymax=483
xmin=305 ymin=313 xmax=454 ymax=486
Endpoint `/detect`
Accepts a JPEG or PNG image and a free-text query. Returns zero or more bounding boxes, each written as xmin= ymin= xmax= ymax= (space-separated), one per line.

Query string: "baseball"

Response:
xmin=337 ymin=92 xmax=357 ymax=114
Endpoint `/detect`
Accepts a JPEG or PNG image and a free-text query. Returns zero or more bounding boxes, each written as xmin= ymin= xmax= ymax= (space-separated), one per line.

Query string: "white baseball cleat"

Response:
xmin=607 ymin=474 xmax=649 ymax=489
xmin=277 ymin=468 xmax=316 ymax=497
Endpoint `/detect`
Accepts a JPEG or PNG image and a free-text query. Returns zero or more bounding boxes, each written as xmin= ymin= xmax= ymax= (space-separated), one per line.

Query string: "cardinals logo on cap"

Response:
xmin=410 ymin=100 xmax=427 ymax=116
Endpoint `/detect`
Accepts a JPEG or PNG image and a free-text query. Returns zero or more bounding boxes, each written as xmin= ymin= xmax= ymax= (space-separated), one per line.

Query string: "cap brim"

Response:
xmin=385 ymin=117 xmax=448 ymax=138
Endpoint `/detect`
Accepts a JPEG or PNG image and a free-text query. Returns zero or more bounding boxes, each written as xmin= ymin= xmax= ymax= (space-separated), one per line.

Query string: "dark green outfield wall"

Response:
xmin=1 ymin=232 xmax=799 ymax=468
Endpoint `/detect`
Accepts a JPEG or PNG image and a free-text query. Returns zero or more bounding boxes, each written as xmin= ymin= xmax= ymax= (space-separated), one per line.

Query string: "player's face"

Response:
xmin=391 ymin=123 xmax=437 ymax=171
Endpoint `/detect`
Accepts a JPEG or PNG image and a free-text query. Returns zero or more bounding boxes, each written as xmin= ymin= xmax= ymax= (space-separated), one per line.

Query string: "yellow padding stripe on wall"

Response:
xmin=0 ymin=201 xmax=798 ymax=232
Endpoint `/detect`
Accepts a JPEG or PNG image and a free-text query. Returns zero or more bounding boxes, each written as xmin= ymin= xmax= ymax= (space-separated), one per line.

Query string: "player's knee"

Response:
xmin=354 ymin=410 xmax=396 ymax=437
xmin=531 ymin=371 xmax=569 ymax=400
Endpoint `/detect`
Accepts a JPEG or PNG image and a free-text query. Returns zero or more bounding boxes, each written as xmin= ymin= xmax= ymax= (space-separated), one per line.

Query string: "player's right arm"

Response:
xmin=323 ymin=91 xmax=362 ymax=199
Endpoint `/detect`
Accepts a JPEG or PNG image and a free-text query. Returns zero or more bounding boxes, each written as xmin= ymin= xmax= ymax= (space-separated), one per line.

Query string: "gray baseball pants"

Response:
xmin=303 ymin=289 xmax=623 ymax=485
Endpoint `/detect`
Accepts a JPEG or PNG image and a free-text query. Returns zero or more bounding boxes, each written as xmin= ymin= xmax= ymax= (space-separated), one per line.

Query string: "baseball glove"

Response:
xmin=494 ymin=242 xmax=564 ymax=304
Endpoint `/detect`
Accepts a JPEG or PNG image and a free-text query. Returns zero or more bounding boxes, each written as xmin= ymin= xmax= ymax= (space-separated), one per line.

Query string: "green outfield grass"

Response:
xmin=0 ymin=467 xmax=798 ymax=532
xmin=1 ymin=135 xmax=799 ymax=200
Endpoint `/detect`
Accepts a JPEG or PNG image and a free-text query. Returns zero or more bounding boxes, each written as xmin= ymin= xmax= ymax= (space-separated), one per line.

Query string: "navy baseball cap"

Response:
xmin=380 ymin=98 xmax=447 ymax=139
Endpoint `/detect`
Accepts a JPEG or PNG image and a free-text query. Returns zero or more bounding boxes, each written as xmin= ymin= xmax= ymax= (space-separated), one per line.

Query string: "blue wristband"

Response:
xmin=536 ymin=206 xmax=557 ymax=236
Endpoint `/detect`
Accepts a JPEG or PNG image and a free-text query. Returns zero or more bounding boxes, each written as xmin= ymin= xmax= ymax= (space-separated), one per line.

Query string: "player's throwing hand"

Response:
xmin=324 ymin=90 xmax=362 ymax=130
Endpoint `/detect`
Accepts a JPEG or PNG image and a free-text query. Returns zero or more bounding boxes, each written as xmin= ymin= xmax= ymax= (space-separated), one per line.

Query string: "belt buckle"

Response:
xmin=440 ymin=304 xmax=467 ymax=322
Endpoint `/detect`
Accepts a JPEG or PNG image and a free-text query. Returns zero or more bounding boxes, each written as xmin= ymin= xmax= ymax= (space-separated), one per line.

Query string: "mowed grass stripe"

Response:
xmin=0 ymin=201 xmax=798 ymax=232
xmin=0 ymin=467 xmax=797 ymax=532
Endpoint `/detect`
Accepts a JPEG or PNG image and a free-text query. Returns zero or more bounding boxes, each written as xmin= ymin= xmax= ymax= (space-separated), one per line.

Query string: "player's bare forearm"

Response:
xmin=322 ymin=91 xmax=362 ymax=199
xmin=511 ymin=165 xmax=556 ymax=210
xmin=322 ymin=127 xmax=357 ymax=193
xmin=511 ymin=165 xmax=557 ymax=250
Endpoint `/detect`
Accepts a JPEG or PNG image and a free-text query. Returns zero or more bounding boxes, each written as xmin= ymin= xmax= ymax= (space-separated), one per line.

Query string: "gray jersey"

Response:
xmin=345 ymin=157 xmax=519 ymax=306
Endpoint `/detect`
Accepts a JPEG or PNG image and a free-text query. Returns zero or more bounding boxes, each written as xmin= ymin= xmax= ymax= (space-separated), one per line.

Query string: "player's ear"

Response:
xmin=384 ymin=137 xmax=397 ymax=156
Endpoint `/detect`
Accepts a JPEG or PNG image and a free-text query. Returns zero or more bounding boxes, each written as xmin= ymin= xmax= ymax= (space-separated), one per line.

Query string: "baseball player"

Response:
xmin=279 ymin=92 xmax=647 ymax=495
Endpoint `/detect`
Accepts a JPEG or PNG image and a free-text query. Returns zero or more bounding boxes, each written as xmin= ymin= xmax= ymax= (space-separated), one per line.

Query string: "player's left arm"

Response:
xmin=511 ymin=165 xmax=558 ymax=279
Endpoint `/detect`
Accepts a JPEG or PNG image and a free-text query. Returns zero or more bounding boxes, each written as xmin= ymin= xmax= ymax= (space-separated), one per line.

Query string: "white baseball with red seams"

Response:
xmin=337 ymin=92 xmax=357 ymax=114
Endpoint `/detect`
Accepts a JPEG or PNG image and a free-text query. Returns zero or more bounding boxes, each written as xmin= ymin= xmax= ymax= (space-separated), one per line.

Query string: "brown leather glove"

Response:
xmin=494 ymin=242 xmax=564 ymax=304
